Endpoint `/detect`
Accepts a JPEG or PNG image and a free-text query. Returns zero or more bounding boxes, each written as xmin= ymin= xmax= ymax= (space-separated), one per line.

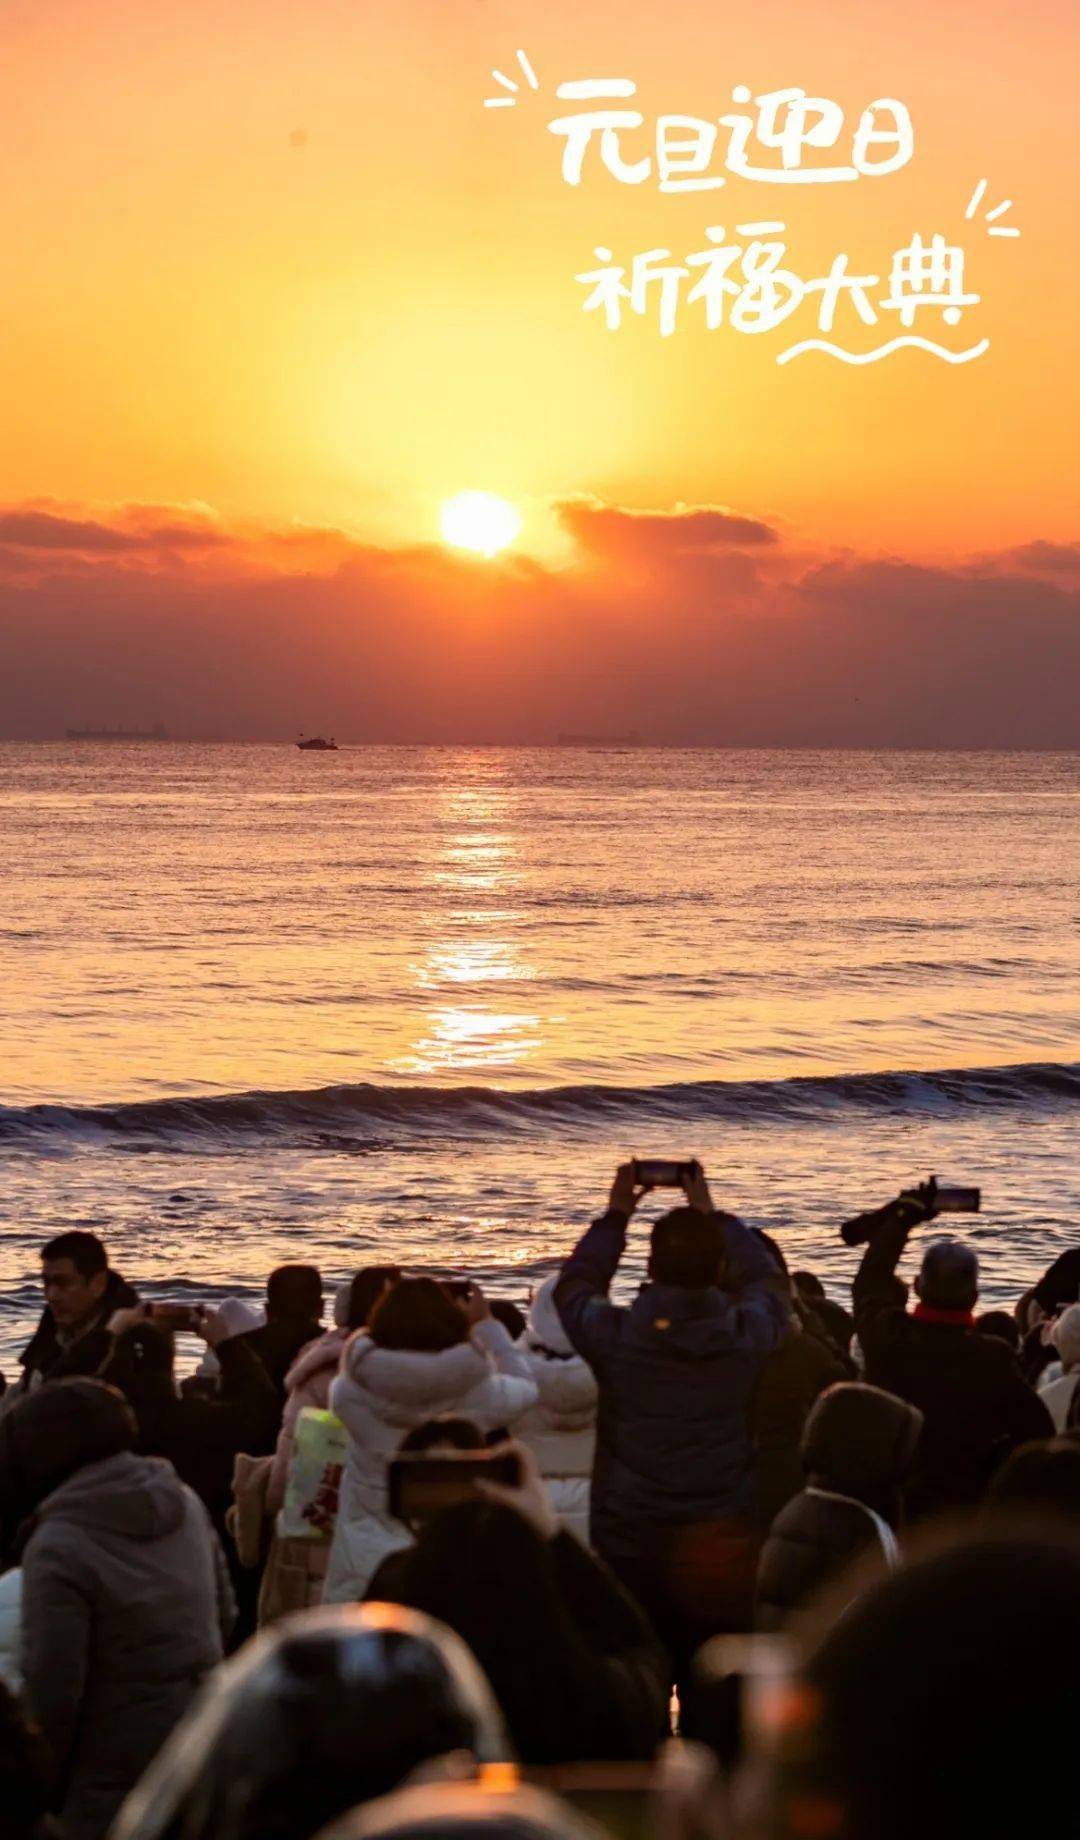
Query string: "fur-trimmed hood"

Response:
xmin=334 ymin=1333 xmax=490 ymax=1429
xmin=284 ymin=1326 xmax=349 ymax=1396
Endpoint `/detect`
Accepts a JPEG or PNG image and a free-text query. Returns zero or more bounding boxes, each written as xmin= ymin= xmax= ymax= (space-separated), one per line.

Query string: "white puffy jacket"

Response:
xmin=516 ymin=1278 xmax=598 ymax=1545
xmin=322 ymin=1319 xmax=538 ymax=1603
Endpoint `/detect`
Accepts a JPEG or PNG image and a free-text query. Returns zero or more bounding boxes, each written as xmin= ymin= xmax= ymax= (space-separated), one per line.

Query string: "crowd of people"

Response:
xmin=2 ymin=1161 xmax=1079 ymax=1840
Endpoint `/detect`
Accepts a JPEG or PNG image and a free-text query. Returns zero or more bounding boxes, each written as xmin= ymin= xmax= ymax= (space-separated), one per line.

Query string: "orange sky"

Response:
xmin=0 ymin=0 xmax=1077 ymax=741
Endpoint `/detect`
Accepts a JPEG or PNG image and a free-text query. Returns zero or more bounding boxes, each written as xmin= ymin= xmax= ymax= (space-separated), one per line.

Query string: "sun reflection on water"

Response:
xmin=399 ymin=768 xmax=542 ymax=1077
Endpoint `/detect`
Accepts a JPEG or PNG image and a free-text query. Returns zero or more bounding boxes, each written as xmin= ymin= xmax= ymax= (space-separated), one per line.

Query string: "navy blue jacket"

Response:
xmin=555 ymin=1211 xmax=789 ymax=1559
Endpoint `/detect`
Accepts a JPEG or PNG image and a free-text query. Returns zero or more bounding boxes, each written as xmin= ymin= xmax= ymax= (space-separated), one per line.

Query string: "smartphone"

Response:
xmin=387 ymin=1449 xmax=521 ymax=1524
xmin=632 ymin=1159 xmax=696 ymax=1188
xmin=930 ymin=1180 xmax=981 ymax=1214
xmin=147 ymin=1301 xmax=200 ymax=1331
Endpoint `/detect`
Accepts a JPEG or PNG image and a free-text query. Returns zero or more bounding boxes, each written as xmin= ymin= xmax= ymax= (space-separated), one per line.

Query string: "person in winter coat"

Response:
xmin=323 ymin=1278 xmax=538 ymax=1603
xmin=0 ymin=1379 xmax=233 ymax=1840
xmin=516 ymin=1276 xmax=597 ymax=1544
xmin=100 ymin=1306 xmax=280 ymax=1645
xmin=10 ymin=1233 xmax=137 ymax=1404
xmin=755 ymin=1381 xmax=923 ymax=1630
xmin=751 ymin=1241 xmax=853 ymax=1530
xmin=256 ymin=1267 xmax=402 ymax=1623
xmin=1037 ymin=1304 xmax=1080 ymax=1432
xmin=267 ymin=1266 xmax=401 ymax=1518
xmin=238 ymin=1265 xmax=324 ymax=1400
xmin=851 ymin=1187 xmax=1051 ymax=1519
xmin=554 ymin=1161 xmax=788 ymax=1711
xmin=365 ymin=1440 xmax=669 ymax=1765
xmin=99 ymin=1310 xmax=281 ymax=1529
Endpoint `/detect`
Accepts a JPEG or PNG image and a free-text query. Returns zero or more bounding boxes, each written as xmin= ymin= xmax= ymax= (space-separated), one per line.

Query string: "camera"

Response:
xmin=146 ymin=1301 xmax=200 ymax=1332
xmin=840 ymin=1176 xmax=981 ymax=1247
xmin=632 ymin=1158 xmax=697 ymax=1188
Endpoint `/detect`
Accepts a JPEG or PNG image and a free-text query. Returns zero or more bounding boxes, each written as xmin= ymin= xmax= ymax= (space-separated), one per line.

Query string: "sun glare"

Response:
xmin=440 ymin=491 xmax=522 ymax=559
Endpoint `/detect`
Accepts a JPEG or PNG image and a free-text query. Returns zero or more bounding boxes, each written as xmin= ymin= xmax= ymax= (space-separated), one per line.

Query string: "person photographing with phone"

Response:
xmin=553 ymin=1159 xmax=789 ymax=1722
xmin=847 ymin=1178 xmax=1051 ymax=1519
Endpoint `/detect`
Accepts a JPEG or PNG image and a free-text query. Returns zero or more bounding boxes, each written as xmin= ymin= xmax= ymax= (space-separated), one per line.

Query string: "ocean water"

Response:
xmin=2 ymin=744 xmax=1078 ymax=1371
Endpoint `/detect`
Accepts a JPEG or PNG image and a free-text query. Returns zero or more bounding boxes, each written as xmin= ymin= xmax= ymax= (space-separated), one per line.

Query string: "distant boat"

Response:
xmin=66 ymin=723 xmax=168 ymax=741
xmin=296 ymin=735 xmax=338 ymax=751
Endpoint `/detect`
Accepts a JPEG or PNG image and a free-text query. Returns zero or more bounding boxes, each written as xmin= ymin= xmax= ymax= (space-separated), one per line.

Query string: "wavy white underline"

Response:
xmin=776 ymin=335 xmax=991 ymax=366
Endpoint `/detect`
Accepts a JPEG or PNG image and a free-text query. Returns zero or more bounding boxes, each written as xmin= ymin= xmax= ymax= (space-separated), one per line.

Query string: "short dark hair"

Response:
xmin=347 ymin=1265 xmax=402 ymax=1330
xmin=976 ymin=1309 xmax=1020 ymax=1351
xmin=918 ymin=1239 xmax=979 ymax=1312
xmin=266 ymin=1264 xmax=322 ymax=1320
xmin=489 ymin=1298 xmax=526 ymax=1340
xmin=369 ymin=1277 xmax=468 ymax=1353
xmin=987 ymin=1438 xmax=1080 ymax=1520
xmin=649 ymin=1207 xmax=725 ymax=1288
xmin=42 ymin=1231 xmax=108 ymax=1280
xmin=793 ymin=1270 xmax=826 ymax=1300
xmin=399 ymin=1416 xmax=485 ymax=1455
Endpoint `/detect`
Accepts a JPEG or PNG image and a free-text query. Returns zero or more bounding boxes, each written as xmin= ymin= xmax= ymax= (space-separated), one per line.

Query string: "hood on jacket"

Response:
xmin=35 ymin=1449 xmax=188 ymax=1542
xmin=335 ymin=1334 xmax=488 ymax=1422
xmin=1051 ymin=1304 xmax=1080 ymax=1370
xmin=526 ymin=1277 xmax=575 ymax=1357
xmin=803 ymin=1382 xmax=924 ymax=1494
xmin=285 ymin=1327 xmax=349 ymax=1395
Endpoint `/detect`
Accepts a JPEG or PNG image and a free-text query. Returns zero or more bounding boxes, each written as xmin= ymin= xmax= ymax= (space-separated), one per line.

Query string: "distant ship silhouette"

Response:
xmin=66 ymin=723 xmax=168 ymax=741
xmin=296 ymin=735 xmax=338 ymax=751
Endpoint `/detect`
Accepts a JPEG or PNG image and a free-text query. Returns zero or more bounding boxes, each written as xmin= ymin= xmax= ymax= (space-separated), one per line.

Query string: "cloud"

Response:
xmin=555 ymin=495 xmax=781 ymax=565
xmin=0 ymin=495 xmax=1076 ymax=745
xmin=0 ymin=502 xmax=227 ymax=557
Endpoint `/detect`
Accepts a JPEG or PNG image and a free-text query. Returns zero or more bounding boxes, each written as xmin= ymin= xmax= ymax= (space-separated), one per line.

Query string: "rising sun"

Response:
xmin=440 ymin=491 xmax=522 ymax=559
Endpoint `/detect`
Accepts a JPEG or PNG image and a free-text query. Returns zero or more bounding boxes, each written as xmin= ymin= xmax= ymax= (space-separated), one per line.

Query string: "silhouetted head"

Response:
xmin=346 ymin=1266 xmax=403 ymax=1331
xmin=266 ymin=1265 xmax=323 ymax=1324
xmin=399 ymin=1418 xmax=486 ymax=1456
xmin=788 ymin=1532 xmax=1080 ymax=1840
xmin=914 ymin=1238 xmax=978 ymax=1312
xmin=648 ymin=1207 xmax=726 ymax=1288
xmin=370 ymin=1279 xmax=469 ymax=1353
xmin=0 ymin=1378 xmax=136 ymax=1534
xmin=801 ymin=1383 xmax=923 ymax=1499
xmin=792 ymin=1270 xmax=825 ymax=1301
xmin=974 ymin=1309 xmax=1020 ymax=1350
xmin=316 ymin=1780 xmax=605 ymax=1840
xmin=41 ymin=1230 xmax=109 ymax=1331
xmin=986 ymin=1438 xmax=1080 ymax=1523
xmin=109 ymin=1604 xmax=509 ymax=1840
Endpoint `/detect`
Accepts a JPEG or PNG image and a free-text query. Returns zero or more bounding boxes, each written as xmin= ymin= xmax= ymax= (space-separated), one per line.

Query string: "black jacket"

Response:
xmin=123 ymin=1337 xmax=280 ymax=1529
xmin=752 ymin=1302 xmax=854 ymax=1529
xmin=756 ymin=1381 xmax=922 ymax=1629
xmin=17 ymin=1271 xmax=138 ymax=1395
xmin=853 ymin=1215 xmax=1051 ymax=1518
xmin=239 ymin=1317 xmax=322 ymax=1399
xmin=555 ymin=1210 xmax=789 ymax=1558
xmin=367 ymin=1509 xmax=669 ymax=1765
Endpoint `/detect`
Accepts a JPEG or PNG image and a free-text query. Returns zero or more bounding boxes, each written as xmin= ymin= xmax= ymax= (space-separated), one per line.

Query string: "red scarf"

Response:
xmin=913 ymin=1302 xmax=975 ymax=1328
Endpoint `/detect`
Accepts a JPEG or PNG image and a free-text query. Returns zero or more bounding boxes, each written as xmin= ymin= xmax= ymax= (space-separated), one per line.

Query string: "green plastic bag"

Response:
xmin=278 ymin=1407 xmax=348 ymax=1541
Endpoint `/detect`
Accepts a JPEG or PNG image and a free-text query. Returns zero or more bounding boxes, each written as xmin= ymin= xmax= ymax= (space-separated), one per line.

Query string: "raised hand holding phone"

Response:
xmin=475 ymin=1438 xmax=559 ymax=1541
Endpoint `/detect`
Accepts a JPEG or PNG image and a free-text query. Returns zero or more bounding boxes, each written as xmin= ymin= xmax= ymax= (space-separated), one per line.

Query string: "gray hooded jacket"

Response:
xmin=20 ymin=1449 xmax=233 ymax=1840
